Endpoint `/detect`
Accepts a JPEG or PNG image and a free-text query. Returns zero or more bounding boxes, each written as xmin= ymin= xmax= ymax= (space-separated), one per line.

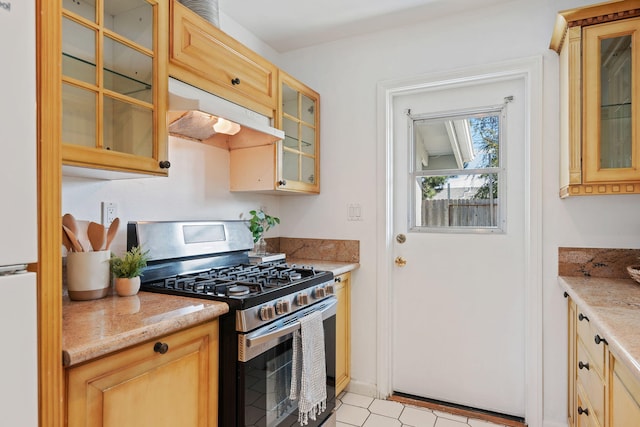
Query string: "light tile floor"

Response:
xmin=336 ymin=392 xmax=509 ymax=427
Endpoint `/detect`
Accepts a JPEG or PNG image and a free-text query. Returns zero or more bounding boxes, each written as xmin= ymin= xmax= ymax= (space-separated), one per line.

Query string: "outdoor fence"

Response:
xmin=422 ymin=198 xmax=498 ymax=227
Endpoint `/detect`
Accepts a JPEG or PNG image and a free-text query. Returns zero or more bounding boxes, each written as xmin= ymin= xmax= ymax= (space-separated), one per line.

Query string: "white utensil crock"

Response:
xmin=66 ymin=250 xmax=110 ymax=301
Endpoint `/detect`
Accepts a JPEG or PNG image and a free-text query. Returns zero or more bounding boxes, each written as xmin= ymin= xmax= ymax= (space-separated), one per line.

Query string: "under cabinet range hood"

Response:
xmin=167 ymin=77 xmax=284 ymax=149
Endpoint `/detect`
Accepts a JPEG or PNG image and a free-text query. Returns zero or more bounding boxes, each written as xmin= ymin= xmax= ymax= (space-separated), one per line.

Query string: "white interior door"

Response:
xmin=391 ymin=77 xmax=526 ymax=417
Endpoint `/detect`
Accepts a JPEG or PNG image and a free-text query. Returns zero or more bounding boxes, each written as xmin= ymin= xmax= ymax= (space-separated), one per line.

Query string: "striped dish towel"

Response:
xmin=290 ymin=311 xmax=327 ymax=426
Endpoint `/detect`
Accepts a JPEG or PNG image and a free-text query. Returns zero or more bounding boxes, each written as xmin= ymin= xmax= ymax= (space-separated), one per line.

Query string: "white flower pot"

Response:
xmin=114 ymin=276 xmax=141 ymax=297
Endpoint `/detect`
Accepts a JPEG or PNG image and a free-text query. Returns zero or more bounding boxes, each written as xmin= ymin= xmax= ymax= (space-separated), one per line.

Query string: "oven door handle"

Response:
xmin=244 ymin=297 xmax=337 ymax=349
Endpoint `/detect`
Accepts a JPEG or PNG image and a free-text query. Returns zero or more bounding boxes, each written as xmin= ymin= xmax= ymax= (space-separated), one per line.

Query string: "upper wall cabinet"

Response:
xmin=277 ymin=71 xmax=321 ymax=194
xmin=61 ymin=0 xmax=169 ymax=178
xmin=169 ymin=1 xmax=277 ymax=118
xmin=229 ymin=71 xmax=321 ymax=194
xmin=551 ymin=1 xmax=640 ymax=197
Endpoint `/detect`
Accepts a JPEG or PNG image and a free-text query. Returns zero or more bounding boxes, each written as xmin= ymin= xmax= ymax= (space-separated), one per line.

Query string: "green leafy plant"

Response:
xmin=109 ymin=246 xmax=150 ymax=279
xmin=248 ymin=209 xmax=280 ymax=243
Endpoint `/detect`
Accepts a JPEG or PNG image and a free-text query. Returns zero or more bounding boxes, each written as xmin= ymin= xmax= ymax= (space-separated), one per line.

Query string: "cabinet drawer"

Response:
xmin=577 ymin=312 xmax=606 ymax=375
xmin=577 ymin=341 xmax=605 ymax=427
xmin=170 ymin=1 xmax=277 ymax=115
xmin=577 ymin=387 xmax=602 ymax=427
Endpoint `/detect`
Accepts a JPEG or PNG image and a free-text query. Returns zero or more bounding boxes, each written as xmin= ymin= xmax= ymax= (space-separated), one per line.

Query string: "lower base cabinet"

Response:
xmin=567 ymin=295 xmax=640 ymax=427
xmin=66 ymin=321 xmax=218 ymax=427
xmin=611 ymin=355 xmax=640 ymax=427
xmin=335 ymin=272 xmax=351 ymax=395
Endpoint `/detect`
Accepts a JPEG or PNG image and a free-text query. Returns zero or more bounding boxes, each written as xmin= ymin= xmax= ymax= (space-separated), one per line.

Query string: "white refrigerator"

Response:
xmin=0 ymin=0 xmax=39 ymax=425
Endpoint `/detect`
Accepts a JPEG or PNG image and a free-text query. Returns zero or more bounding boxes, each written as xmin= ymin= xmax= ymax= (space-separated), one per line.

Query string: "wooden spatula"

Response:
xmin=87 ymin=221 xmax=106 ymax=251
xmin=105 ymin=217 xmax=120 ymax=250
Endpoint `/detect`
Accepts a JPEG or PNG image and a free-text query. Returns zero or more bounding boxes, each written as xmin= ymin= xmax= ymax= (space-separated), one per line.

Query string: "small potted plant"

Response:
xmin=109 ymin=246 xmax=150 ymax=296
xmin=248 ymin=209 xmax=280 ymax=255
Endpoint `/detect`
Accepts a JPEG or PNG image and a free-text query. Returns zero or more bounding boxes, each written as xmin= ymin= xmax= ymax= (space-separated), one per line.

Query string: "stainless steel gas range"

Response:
xmin=128 ymin=220 xmax=337 ymax=427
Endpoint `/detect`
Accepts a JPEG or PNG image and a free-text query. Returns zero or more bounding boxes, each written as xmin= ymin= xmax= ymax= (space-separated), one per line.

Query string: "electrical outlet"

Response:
xmin=101 ymin=202 xmax=117 ymax=226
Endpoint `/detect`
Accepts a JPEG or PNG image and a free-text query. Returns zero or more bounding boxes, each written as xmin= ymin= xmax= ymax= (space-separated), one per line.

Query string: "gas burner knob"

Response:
xmin=296 ymin=293 xmax=309 ymax=306
xmin=314 ymin=287 xmax=326 ymax=298
xmin=275 ymin=300 xmax=291 ymax=315
xmin=325 ymin=284 xmax=335 ymax=295
xmin=259 ymin=305 xmax=276 ymax=321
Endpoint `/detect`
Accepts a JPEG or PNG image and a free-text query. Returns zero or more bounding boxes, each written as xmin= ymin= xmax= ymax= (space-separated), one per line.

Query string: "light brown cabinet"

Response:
xmin=567 ymin=295 xmax=640 ymax=427
xmin=569 ymin=298 xmax=577 ymax=427
xmin=335 ymin=272 xmax=351 ymax=395
xmin=610 ymin=355 xmax=640 ymax=427
xmin=66 ymin=321 xmax=218 ymax=426
xmin=61 ymin=0 xmax=169 ymax=177
xmin=169 ymin=1 xmax=277 ymax=118
xmin=169 ymin=1 xmax=321 ymax=194
xmin=551 ymin=2 xmax=640 ymax=197
xmin=276 ymin=71 xmax=321 ymax=194
xmin=572 ymin=305 xmax=607 ymax=427
xmin=229 ymin=71 xmax=321 ymax=194
xmin=568 ymin=301 xmax=607 ymax=427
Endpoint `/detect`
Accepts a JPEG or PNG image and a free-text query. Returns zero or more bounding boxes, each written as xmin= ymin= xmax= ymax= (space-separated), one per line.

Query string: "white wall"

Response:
xmin=62 ymin=137 xmax=281 ymax=255
xmin=272 ymin=1 xmax=640 ymax=426
xmin=62 ymin=1 xmax=640 ymax=425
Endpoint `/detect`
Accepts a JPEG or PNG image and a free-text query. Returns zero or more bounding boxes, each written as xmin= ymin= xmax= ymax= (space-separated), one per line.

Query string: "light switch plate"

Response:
xmin=347 ymin=203 xmax=362 ymax=221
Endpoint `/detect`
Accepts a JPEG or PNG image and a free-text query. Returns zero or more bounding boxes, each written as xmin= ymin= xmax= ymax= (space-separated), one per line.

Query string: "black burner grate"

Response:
xmin=142 ymin=262 xmax=321 ymax=299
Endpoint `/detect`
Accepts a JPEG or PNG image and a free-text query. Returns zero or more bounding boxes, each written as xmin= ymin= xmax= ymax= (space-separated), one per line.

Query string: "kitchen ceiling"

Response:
xmin=219 ymin=0 xmax=518 ymax=52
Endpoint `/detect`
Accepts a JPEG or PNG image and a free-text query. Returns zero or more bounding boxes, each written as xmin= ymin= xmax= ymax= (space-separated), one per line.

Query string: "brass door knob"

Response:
xmin=395 ymin=256 xmax=407 ymax=267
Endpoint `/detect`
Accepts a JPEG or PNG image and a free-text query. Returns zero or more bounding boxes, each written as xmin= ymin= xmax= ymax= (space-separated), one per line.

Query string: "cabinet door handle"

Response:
xmin=154 ymin=342 xmax=169 ymax=354
xmin=594 ymin=334 xmax=607 ymax=345
xmin=577 ymin=406 xmax=589 ymax=416
xmin=578 ymin=313 xmax=589 ymax=322
xmin=231 ymin=77 xmax=241 ymax=85
xmin=278 ymin=180 xmax=287 ymax=186
xmin=578 ymin=361 xmax=590 ymax=370
xmin=564 ymin=292 xmax=569 ymax=298
xmin=159 ymin=160 xmax=171 ymax=169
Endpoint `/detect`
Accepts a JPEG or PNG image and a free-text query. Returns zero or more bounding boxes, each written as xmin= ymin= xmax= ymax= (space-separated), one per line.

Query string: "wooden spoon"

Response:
xmin=62 ymin=224 xmax=84 ymax=252
xmin=87 ymin=221 xmax=106 ymax=251
xmin=62 ymin=213 xmax=79 ymax=237
xmin=61 ymin=227 xmax=72 ymax=252
xmin=105 ymin=217 xmax=120 ymax=250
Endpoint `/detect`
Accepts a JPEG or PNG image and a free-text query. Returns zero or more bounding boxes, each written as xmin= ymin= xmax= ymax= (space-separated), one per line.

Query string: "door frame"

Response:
xmin=375 ymin=56 xmax=543 ymax=425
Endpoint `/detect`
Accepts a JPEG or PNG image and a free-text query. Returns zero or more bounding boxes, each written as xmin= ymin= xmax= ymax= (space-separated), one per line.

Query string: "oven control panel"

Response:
xmin=236 ymin=278 xmax=335 ymax=332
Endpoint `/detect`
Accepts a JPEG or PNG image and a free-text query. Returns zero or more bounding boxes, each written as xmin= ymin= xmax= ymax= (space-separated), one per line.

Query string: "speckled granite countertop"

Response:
xmin=287 ymin=259 xmax=359 ymax=276
xmin=62 ymin=292 xmax=228 ymax=367
xmin=559 ymin=276 xmax=640 ymax=381
xmin=62 ymin=260 xmax=357 ymax=368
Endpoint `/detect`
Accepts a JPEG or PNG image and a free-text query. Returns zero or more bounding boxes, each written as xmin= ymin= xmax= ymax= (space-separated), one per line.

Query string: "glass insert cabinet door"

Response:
xmin=61 ymin=0 xmax=167 ymax=175
xmin=278 ymin=72 xmax=320 ymax=193
xmin=583 ymin=17 xmax=640 ymax=183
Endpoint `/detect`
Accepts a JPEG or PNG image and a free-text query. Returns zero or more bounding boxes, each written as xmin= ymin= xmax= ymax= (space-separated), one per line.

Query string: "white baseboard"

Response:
xmin=343 ymin=380 xmax=380 ymax=399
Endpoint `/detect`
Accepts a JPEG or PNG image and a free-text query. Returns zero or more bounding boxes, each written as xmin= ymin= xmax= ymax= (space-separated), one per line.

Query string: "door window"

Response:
xmin=409 ymin=108 xmax=505 ymax=232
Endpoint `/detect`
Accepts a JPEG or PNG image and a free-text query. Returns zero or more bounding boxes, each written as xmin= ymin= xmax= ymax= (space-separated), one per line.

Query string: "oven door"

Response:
xmin=238 ymin=297 xmax=337 ymax=427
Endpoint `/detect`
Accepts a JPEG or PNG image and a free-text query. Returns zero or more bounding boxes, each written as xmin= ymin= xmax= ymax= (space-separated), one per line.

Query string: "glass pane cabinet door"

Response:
xmin=584 ymin=18 xmax=640 ymax=183
xmin=600 ymin=35 xmax=631 ymax=169
xmin=61 ymin=0 xmax=166 ymax=175
xmin=279 ymin=80 xmax=319 ymax=192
